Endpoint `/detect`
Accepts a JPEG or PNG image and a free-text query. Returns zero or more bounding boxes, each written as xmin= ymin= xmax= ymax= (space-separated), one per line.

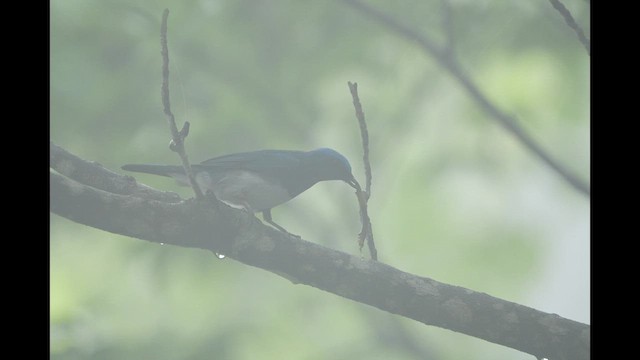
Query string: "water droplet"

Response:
xmin=215 ymin=253 xmax=226 ymax=259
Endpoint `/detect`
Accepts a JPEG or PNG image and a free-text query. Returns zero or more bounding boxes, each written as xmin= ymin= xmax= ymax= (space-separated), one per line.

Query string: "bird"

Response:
xmin=122 ymin=148 xmax=359 ymax=236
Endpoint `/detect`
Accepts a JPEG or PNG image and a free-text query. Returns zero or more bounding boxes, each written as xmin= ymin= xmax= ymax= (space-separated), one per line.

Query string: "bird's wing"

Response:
xmin=199 ymin=150 xmax=304 ymax=171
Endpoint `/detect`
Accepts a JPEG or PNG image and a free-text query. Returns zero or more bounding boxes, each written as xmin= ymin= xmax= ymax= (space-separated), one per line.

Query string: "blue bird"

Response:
xmin=122 ymin=148 xmax=359 ymax=236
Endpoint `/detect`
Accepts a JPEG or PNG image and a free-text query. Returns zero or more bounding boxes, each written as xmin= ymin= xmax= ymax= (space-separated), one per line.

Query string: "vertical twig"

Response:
xmin=547 ymin=0 xmax=590 ymax=55
xmin=348 ymin=81 xmax=377 ymax=261
xmin=160 ymin=9 xmax=204 ymax=199
xmin=349 ymin=83 xmax=372 ymax=197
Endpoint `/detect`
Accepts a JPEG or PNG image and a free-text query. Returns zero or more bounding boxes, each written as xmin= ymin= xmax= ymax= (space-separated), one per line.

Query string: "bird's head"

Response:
xmin=307 ymin=148 xmax=359 ymax=189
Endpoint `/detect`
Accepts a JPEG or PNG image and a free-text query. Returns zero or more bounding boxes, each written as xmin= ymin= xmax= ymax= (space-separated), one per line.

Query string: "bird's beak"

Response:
xmin=347 ymin=176 xmax=361 ymax=191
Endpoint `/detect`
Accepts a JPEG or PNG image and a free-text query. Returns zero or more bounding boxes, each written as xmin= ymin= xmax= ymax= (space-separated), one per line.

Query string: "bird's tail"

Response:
xmin=121 ymin=164 xmax=185 ymax=177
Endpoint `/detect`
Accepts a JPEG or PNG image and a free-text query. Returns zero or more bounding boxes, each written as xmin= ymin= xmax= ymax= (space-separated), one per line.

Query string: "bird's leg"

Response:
xmin=262 ymin=210 xmax=301 ymax=239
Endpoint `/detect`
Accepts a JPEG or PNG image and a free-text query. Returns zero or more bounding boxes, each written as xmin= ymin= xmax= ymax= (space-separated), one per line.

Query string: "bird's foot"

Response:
xmin=261 ymin=210 xmax=301 ymax=239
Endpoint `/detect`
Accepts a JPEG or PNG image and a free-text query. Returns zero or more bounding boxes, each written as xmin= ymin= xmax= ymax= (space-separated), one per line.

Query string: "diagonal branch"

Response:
xmin=50 ymin=144 xmax=589 ymax=360
xmin=440 ymin=0 xmax=456 ymax=59
xmin=342 ymin=0 xmax=590 ymax=197
xmin=547 ymin=0 xmax=590 ymax=55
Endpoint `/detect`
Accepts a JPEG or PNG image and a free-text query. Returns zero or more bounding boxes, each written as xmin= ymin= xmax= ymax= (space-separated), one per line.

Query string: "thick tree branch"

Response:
xmin=50 ymin=144 xmax=589 ymax=360
xmin=50 ymin=142 xmax=181 ymax=203
xmin=342 ymin=0 xmax=590 ymax=198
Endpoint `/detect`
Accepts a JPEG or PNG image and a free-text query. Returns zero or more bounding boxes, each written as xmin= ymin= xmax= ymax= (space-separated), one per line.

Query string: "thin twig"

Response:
xmin=348 ymin=81 xmax=377 ymax=261
xmin=343 ymin=0 xmax=590 ymax=197
xmin=348 ymin=82 xmax=372 ymax=196
xmin=160 ymin=9 xmax=204 ymax=199
xmin=547 ymin=0 xmax=590 ymax=55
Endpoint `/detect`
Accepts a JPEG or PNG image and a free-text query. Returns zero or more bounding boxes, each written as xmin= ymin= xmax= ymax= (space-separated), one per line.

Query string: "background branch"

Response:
xmin=547 ymin=0 xmax=590 ymax=55
xmin=342 ymin=0 xmax=590 ymax=197
xmin=50 ymin=144 xmax=589 ymax=360
xmin=440 ymin=0 xmax=455 ymax=59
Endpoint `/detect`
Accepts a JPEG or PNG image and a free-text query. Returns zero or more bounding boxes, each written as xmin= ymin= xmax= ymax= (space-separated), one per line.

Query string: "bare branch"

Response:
xmin=50 ymin=141 xmax=181 ymax=203
xmin=49 ymin=146 xmax=590 ymax=360
xmin=342 ymin=0 xmax=590 ymax=197
xmin=348 ymin=81 xmax=377 ymax=261
xmin=160 ymin=9 xmax=204 ymax=199
xmin=348 ymin=82 xmax=372 ymax=196
xmin=547 ymin=0 xmax=590 ymax=55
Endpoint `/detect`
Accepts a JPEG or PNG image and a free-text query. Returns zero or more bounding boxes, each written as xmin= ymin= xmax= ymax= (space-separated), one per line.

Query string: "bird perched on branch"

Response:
xmin=122 ymin=148 xmax=359 ymax=236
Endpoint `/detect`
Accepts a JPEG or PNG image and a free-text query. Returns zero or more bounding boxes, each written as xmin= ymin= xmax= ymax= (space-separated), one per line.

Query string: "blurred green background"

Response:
xmin=50 ymin=0 xmax=589 ymax=359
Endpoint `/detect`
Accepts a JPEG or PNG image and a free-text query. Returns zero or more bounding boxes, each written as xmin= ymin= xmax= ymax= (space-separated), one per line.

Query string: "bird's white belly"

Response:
xmin=212 ymin=171 xmax=290 ymax=212
xmin=169 ymin=170 xmax=290 ymax=212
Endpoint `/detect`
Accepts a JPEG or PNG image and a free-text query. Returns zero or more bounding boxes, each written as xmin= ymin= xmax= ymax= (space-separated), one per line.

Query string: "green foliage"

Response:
xmin=51 ymin=1 xmax=589 ymax=359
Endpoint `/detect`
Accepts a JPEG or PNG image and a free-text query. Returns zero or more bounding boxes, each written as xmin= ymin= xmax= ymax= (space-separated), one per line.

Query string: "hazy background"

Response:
xmin=50 ymin=1 xmax=590 ymax=359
